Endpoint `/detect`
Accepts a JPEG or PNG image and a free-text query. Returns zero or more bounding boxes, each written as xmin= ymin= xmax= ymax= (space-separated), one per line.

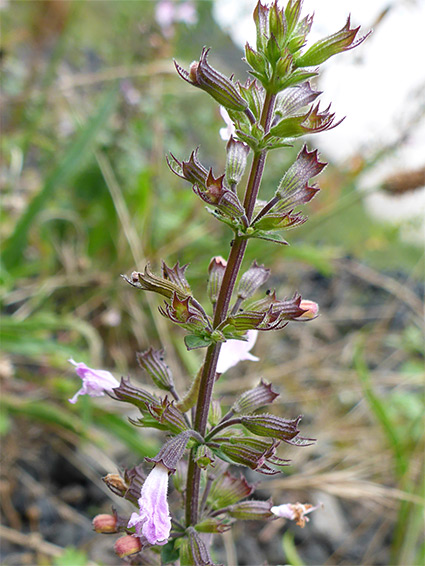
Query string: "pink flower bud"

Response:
xmin=298 ymin=300 xmax=319 ymax=319
xmin=114 ymin=535 xmax=142 ymax=558
xmin=92 ymin=514 xmax=117 ymax=533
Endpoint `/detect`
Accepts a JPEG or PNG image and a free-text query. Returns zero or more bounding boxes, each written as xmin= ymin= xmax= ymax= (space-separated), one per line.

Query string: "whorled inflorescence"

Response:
xmin=67 ymin=2 xmax=369 ymax=564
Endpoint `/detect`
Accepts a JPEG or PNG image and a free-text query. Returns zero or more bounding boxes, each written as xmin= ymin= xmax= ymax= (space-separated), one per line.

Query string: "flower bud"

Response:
xmin=175 ymin=48 xmax=248 ymax=112
xmin=108 ymin=376 xmax=158 ymax=412
xmin=207 ymin=256 xmax=227 ymax=306
xmin=237 ymin=261 xmax=270 ymax=301
xmin=123 ymin=263 xmax=191 ymax=300
xmin=114 ymin=535 xmax=142 ymax=558
xmin=92 ymin=514 xmax=117 ymax=533
xmin=295 ymin=17 xmax=370 ymax=67
xmin=232 ymin=379 xmax=279 ymax=414
xmin=102 ymin=473 xmax=128 ymax=498
xmin=195 ymin=518 xmax=232 ymax=533
xmin=298 ymin=299 xmax=319 ymax=319
xmin=268 ymin=2 xmax=286 ymax=48
xmin=225 ymin=137 xmax=250 ymax=188
xmin=219 ymin=440 xmax=275 ymax=472
xmin=136 ymin=347 xmax=175 ymax=392
xmin=195 ymin=444 xmax=215 ymax=469
xmin=241 ymin=413 xmax=302 ymax=442
xmin=228 ymin=499 xmax=273 ymax=520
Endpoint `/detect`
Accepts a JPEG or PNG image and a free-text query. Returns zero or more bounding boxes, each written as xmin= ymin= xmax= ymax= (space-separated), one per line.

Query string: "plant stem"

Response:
xmin=185 ymin=91 xmax=276 ymax=527
xmin=251 ymin=194 xmax=281 ymax=225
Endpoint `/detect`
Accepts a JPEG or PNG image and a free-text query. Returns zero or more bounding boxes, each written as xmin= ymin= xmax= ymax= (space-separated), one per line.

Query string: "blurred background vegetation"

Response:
xmin=1 ymin=1 xmax=424 ymax=565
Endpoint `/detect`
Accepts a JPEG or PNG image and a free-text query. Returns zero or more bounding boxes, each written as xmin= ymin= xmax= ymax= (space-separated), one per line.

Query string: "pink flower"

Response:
xmin=68 ymin=359 xmax=120 ymax=404
xmin=128 ymin=463 xmax=171 ymax=546
xmin=155 ymin=1 xmax=197 ymax=37
xmin=271 ymin=502 xmax=320 ymax=528
xmin=219 ymin=106 xmax=236 ymax=141
xmin=216 ymin=329 xmax=259 ymax=374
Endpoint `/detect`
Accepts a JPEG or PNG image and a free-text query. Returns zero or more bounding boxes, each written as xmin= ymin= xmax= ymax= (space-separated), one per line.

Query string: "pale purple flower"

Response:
xmin=271 ymin=502 xmax=321 ymax=528
xmin=128 ymin=463 xmax=171 ymax=546
xmin=155 ymin=1 xmax=197 ymax=37
xmin=68 ymin=359 xmax=120 ymax=404
xmin=219 ymin=106 xmax=236 ymax=141
xmin=155 ymin=0 xmax=175 ymax=29
xmin=216 ymin=329 xmax=259 ymax=374
xmin=177 ymin=2 xmax=197 ymax=25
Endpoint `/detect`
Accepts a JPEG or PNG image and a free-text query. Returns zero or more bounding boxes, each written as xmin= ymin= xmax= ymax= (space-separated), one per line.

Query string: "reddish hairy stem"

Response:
xmin=185 ymin=92 xmax=276 ymax=527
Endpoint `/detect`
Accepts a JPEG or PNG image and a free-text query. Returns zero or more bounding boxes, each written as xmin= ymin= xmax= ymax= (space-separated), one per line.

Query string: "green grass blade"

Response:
xmin=2 ymin=88 xmax=118 ymax=271
xmin=93 ymin=410 xmax=158 ymax=459
xmin=282 ymin=531 xmax=305 ymax=566
xmin=354 ymin=345 xmax=407 ymax=478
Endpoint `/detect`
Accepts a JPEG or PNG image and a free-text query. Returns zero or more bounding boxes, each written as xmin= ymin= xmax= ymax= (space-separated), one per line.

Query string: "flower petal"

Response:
xmin=216 ymin=329 xmax=259 ymax=374
xmin=68 ymin=359 xmax=120 ymax=403
xmin=127 ymin=464 xmax=171 ymax=546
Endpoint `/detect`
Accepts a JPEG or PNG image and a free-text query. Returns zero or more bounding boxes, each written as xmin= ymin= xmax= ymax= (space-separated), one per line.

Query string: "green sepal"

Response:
xmin=234 ymin=129 xmax=261 ymax=152
xmin=265 ymin=35 xmax=281 ymax=66
xmin=278 ymin=68 xmax=318 ymax=89
xmin=269 ymin=3 xmax=286 ymax=48
xmin=285 ymin=0 xmax=303 ymax=38
xmin=248 ymin=68 xmax=270 ymax=85
xmin=245 ymin=43 xmax=267 ymax=75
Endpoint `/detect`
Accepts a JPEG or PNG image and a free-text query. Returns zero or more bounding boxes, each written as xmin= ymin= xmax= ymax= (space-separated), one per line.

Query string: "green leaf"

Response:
xmin=184 ymin=334 xmax=213 ymax=350
xmin=250 ymin=230 xmax=289 ymax=245
xmin=2 ymin=88 xmax=118 ymax=271
xmin=161 ymin=540 xmax=180 ymax=564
